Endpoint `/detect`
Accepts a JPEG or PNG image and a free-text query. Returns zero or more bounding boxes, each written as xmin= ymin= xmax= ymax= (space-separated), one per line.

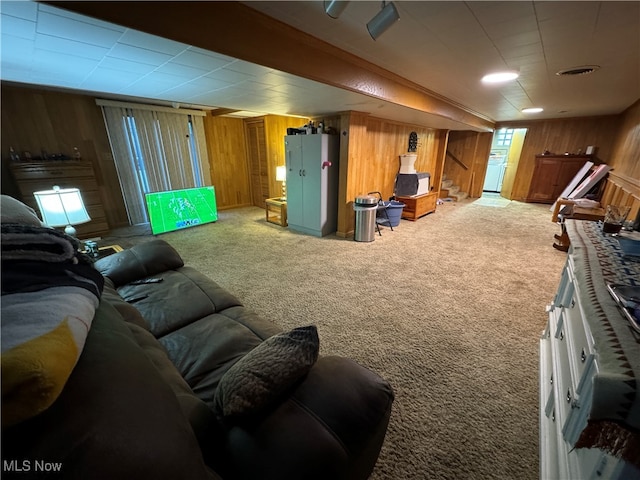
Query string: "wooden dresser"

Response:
xmin=9 ymin=160 xmax=109 ymax=238
xmin=527 ymin=154 xmax=594 ymax=204
xmin=396 ymin=192 xmax=437 ymax=221
xmin=540 ymin=220 xmax=640 ymax=479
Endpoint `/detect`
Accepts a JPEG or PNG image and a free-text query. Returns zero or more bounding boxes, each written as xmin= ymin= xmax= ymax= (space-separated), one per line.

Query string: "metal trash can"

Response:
xmin=354 ymin=195 xmax=378 ymax=242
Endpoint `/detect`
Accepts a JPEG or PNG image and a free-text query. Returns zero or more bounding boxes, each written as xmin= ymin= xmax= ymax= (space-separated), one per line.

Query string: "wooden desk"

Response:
xmin=265 ymin=197 xmax=287 ymax=226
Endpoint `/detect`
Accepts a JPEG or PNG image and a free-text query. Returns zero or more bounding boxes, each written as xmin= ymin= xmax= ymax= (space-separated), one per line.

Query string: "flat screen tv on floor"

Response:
xmin=145 ymin=186 xmax=217 ymax=235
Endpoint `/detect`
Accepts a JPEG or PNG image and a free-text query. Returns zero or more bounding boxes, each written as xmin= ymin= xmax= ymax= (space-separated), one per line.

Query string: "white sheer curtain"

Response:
xmin=99 ymin=101 xmax=210 ymax=225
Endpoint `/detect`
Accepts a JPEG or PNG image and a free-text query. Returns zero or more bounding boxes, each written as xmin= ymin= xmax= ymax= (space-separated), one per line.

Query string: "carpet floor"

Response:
xmin=104 ymin=196 xmax=566 ymax=479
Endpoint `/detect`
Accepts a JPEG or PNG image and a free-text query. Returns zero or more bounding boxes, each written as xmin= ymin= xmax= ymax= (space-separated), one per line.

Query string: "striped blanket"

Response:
xmin=1 ymin=224 xmax=104 ymax=427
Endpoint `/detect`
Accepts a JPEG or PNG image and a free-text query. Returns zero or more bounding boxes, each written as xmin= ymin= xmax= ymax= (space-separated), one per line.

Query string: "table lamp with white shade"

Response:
xmin=33 ymin=186 xmax=91 ymax=237
xmin=276 ymin=165 xmax=287 ymax=201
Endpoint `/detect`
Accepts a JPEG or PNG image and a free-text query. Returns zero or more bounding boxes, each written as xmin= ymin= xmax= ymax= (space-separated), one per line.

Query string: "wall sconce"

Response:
xmin=276 ymin=166 xmax=287 ymax=201
xmin=324 ymin=0 xmax=349 ymax=19
xmin=33 ymin=186 xmax=91 ymax=237
xmin=367 ymin=1 xmax=400 ymax=40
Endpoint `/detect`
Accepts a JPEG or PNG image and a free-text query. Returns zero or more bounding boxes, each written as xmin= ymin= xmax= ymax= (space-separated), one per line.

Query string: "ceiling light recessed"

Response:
xmin=522 ymin=107 xmax=543 ymax=113
xmin=556 ymin=65 xmax=600 ymax=76
xmin=481 ymin=71 xmax=519 ymax=84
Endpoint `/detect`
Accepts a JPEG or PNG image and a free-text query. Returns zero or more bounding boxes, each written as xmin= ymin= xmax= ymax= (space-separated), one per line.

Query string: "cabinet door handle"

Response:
xmin=551 ymin=408 xmax=556 ymax=422
xmin=299 ymin=169 xmax=303 ymax=176
xmin=550 ymin=374 xmax=553 ymax=385
xmin=581 ymin=348 xmax=586 ymax=363
xmin=566 ymin=388 xmax=572 ymax=404
xmin=559 ymin=330 xmax=564 ymax=341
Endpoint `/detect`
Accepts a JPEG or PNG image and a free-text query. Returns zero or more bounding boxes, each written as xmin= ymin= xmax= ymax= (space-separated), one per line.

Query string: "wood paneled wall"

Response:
xmin=241 ymin=114 xmax=308 ymax=207
xmin=600 ymin=100 xmax=640 ymax=220
xmin=0 ymin=84 xmax=128 ymax=228
xmin=496 ymin=115 xmax=622 ymax=201
xmin=264 ymin=115 xmax=303 ymax=198
xmin=335 ymin=111 xmax=446 ymax=237
xmin=203 ymin=114 xmax=252 ymax=209
xmin=444 ymin=131 xmax=494 ymax=198
xmin=4 ymin=83 xmax=636 ymax=236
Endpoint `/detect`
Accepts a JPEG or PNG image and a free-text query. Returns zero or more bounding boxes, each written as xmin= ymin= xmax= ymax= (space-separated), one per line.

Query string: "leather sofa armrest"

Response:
xmin=218 ymin=356 xmax=394 ymax=480
xmin=95 ymin=239 xmax=184 ymax=287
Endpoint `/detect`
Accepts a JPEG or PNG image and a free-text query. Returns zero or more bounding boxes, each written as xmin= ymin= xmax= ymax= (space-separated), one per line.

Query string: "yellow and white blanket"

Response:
xmin=1 ymin=224 xmax=104 ymax=427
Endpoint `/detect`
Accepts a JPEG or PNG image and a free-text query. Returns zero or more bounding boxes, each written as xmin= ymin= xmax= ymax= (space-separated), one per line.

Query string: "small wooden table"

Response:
xmin=265 ymin=197 xmax=287 ymax=227
xmin=396 ymin=192 xmax=437 ymax=221
xmin=551 ymin=199 xmax=605 ymax=251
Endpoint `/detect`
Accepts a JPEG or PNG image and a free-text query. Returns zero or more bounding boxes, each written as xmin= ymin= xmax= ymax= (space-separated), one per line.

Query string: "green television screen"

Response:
xmin=145 ymin=186 xmax=217 ymax=235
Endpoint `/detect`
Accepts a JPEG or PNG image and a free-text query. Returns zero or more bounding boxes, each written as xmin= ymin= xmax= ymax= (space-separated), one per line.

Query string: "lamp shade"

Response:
xmin=33 ymin=186 xmax=90 ymax=235
xmin=276 ymin=165 xmax=287 ymax=182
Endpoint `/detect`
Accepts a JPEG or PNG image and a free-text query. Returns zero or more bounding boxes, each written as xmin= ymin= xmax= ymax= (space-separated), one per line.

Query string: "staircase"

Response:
xmin=440 ymin=175 xmax=468 ymax=201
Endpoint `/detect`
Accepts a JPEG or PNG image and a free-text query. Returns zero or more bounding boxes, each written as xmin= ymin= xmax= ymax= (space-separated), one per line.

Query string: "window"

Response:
xmin=99 ymin=100 xmax=210 ymax=225
xmin=494 ymin=128 xmax=514 ymax=147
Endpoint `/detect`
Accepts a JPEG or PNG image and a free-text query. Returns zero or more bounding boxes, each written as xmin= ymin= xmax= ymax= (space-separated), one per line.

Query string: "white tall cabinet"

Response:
xmin=284 ymin=134 xmax=339 ymax=237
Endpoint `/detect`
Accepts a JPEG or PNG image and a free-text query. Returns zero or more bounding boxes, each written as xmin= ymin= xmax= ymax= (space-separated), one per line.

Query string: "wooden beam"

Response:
xmin=208 ymin=108 xmax=242 ymax=117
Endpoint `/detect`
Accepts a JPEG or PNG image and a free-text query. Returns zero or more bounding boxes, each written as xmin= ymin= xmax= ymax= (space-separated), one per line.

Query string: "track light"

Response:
xmin=367 ymin=1 xmax=399 ymax=40
xmin=324 ymin=1 xmax=349 ymax=19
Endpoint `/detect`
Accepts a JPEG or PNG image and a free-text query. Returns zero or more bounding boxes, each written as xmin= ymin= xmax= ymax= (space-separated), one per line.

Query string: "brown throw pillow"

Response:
xmin=213 ymin=325 xmax=319 ymax=422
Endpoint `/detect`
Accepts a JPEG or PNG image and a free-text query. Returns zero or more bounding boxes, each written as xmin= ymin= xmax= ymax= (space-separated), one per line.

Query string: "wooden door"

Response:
xmin=500 ymin=128 xmax=526 ymax=199
xmin=245 ymin=120 xmax=269 ymax=207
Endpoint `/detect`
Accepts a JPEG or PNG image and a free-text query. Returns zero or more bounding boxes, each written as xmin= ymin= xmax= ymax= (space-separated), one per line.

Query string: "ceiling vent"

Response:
xmin=556 ymin=65 xmax=600 ymax=76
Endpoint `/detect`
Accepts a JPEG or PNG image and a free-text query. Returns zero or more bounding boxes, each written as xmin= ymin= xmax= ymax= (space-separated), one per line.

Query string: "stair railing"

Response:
xmin=446 ymin=150 xmax=469 ymax=170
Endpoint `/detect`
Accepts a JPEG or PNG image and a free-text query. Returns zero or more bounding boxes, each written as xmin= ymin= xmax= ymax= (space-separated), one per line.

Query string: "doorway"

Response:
xmin=482 ymin=128 xmax=526 ymax=199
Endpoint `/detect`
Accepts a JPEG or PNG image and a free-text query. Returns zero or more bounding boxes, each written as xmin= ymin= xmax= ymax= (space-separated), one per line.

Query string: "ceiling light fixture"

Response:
xmin=522 ymin=107 xmax=544 ymax=113
xmin=367 ymin=1 xmax=400 ymax=40
xmin=481 ymin=71 xmax=519 ymax=83
xmin=324 ymin=0 xmax=349 ymax=19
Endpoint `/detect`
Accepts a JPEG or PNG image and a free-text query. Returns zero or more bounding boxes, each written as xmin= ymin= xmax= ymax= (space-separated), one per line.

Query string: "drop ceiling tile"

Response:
xmin=225 ymin=60 xmax=273 ymax=76
xmin=125 ymin=77 xmax=184 ymax=96
xmin=36 ymin=10 xmax=123 ymax=47
xmin=97 ymin=56 xmax=157 ymax=75
xmin=162 ymin=81 xmax=226 ymax=98
xmin=468 ymin=2 xmax=536 ymax=25
xmin=205 ymin=68 xmax=254 ymax=84
xmin=493 ymin=31 xmax=543 ymax=49
xmin=81 ymin=68 xmax=142 ymax=91
xmin=34 ymin=34 xmax=110 ymax=60
xmin=0 ymin=1 xmax=38 ymax=21
xmin=155 ymin=62 xmax=210 ymax=79
xmin=118 ymin=29 xmax=188 ymax=56
xmin=32 ymin=49 xmax=97 ymax=77
xmin=172 ymin=49 xmax=234 ymax=71
xmin=107 ymin=43 xmax=173 ymax=66
xmin=187 ymin=46 xmax=236 ymax=62
xmin=1 ymin=12 xmax=36 ymax=39
xmin=1 ymin=33 xmax=35 ymax=62
xmin=186 ymin=75 xmax=234 ymax=90
xmin=38 ymin=3 xmax=124 ymax=30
